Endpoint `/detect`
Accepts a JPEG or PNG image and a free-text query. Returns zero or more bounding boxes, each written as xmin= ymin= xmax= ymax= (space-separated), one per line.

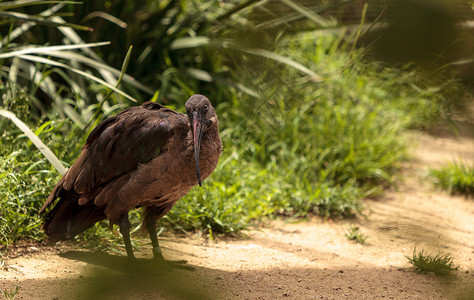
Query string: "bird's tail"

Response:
xmin=41 ymin=182 xmax=106 ymax=242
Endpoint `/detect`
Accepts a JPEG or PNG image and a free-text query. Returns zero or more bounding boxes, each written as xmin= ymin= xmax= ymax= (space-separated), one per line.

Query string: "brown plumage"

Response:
xmin=40 ymin=94 xmax=222 ymax=266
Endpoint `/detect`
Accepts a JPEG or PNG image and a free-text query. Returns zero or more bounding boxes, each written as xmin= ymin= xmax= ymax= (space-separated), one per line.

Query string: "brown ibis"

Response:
xmin=39 ymin=94 xmax=222 ymax=268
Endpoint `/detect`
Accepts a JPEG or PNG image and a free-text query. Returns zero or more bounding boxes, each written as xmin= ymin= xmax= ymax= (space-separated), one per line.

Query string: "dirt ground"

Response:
xmin=1 ymin=124 xmax=473 ymax=299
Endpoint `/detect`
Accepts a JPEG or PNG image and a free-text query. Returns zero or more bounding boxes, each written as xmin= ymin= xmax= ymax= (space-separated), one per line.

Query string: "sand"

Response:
xmin=1 ymin=128 xmax=473 ymax=300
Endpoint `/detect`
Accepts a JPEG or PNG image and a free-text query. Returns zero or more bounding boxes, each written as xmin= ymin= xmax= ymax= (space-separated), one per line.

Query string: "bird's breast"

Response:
xmin=197 ymin=136 xmax=222 ymax=181
xmin=129 ymin=125 xmax=221 ymax=206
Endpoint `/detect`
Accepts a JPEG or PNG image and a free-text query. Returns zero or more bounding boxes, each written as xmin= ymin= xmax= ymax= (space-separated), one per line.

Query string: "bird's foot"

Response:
xmin=152 ymin=253 xmax=195 ymax=271
xmin=124 ymin=258 xmax=142 ymax=274
xmin=162 ymin=259 xmax=195 ymax=271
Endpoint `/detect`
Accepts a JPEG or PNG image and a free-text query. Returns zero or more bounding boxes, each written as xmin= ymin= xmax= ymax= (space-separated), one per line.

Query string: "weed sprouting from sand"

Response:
xmin=345 ymin=225 xmax=367 ymax=244
xmin=406 ymin=248 xmax=458 ymax=275
xmin=0 ymin=286 xmax=20 ymax=300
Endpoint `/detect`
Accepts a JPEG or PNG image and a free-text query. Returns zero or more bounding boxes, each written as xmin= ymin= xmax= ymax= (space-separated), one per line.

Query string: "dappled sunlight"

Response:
xmin=1 ymin=0 xmax=473 ymax=299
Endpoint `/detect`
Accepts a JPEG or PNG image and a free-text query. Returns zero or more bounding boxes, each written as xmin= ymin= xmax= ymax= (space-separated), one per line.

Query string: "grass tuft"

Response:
xmin=0 ymin=286 xmax=20 ymax=300
xmin=406 ymin=248 xmax=459 ymax=276
xmin=429 ymin=162 xmax=474 ymax=196
xmin=345 ymin=225 xmax=367 ymax=244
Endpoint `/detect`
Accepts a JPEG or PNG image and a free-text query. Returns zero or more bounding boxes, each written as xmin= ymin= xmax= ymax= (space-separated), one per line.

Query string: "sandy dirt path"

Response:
xmin=1 ymin=129 xmax=473 ymax=299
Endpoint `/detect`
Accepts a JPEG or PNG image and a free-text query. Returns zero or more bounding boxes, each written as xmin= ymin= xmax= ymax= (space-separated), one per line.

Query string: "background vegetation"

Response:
xmin=430 ymin=162 xmax=474 ymax=196
xmin=1 ymin=0 xmax=472 ymax=248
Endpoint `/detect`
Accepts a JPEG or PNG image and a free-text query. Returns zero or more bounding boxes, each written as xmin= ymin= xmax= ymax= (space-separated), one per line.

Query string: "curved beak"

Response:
xmin=192 ymin=110 xmax=205 ymax=187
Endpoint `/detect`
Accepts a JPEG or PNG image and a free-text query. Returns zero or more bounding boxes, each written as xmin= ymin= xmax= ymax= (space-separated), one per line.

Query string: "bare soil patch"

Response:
xmin=1 ymin=131 xmax=473 ymax=300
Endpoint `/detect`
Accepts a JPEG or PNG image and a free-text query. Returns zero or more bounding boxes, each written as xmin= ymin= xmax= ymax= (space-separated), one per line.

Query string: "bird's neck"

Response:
xmin=180 ymin=122 xmax=221 ymax=180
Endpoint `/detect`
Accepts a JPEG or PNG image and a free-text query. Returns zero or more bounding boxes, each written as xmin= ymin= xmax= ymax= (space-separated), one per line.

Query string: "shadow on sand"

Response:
xmin=57 ymin=250 xmax=216 ymax=299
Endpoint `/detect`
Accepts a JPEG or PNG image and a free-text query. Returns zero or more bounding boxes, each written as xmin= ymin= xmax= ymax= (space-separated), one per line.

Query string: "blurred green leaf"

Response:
xmin=0 ymin=11 xmax=92 ymax=31
xmin=0 ymin=109 xmax=67 ymax=175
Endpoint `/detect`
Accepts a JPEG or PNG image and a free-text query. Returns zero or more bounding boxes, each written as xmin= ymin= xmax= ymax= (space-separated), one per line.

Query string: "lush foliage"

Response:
xmin=165 ymin=32 xmax=457 ymax=235
xmin=430 ymin=162 xmax=474 ymax=196
xmin=0 ymin=90 xmax=81 ymax=244
xmin=0 ymin=0 xmax=465 ymax=247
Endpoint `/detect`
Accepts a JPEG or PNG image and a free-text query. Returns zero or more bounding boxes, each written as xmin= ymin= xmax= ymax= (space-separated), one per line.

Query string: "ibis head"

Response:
xmin=185 ymin=94 xmax=217 ymax=187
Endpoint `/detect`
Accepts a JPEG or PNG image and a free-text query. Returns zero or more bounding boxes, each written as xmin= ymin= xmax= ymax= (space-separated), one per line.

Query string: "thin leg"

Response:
xmin=118 ymin=212 xmax=135 ymax=262
xmin=144 ymin=206 xmax=195 ymax=271
xmin=144 ymin=207 xmax=164 ymax=261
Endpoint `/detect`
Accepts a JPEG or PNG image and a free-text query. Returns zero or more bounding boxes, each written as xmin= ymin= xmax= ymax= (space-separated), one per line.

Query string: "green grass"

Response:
xmin=1 ymin=31 xmax=462 ymax=245
xmin=0 ymin=1 xmax=467 ymax=247
xmin=406 ymin=248 xmax=459 ymax=276
xmin=345 ymin=225 xmax=367 ymax=244
xmin=429 ymin=162 xmax=474 ymax=196
xmin=0 ymin=122 xmax=72 ymax=244
xmin=0 ymin=286 xmax=20 ymax=300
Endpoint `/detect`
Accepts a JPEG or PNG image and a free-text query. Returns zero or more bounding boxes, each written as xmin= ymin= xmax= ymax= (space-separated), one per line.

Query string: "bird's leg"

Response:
xmin=144 ymin=206 xmax=163 ymax=261
xmin=145 ymin=207 xmax=194 ymax=270
xmin=118 ymin=212 xmax=136 ymax=262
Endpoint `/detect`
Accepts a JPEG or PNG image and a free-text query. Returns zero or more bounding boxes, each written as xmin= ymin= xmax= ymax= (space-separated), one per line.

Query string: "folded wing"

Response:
xmin=40 ymin=102 xmax=186 ymax=213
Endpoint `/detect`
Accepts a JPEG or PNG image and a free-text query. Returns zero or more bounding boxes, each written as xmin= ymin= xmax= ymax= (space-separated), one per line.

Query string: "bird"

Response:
xmin=39 ymin=94 xmax=222 ymax=268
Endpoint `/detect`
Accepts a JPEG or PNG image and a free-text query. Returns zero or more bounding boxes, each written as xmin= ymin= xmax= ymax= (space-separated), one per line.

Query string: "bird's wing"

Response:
xmin=62 ymin=102 xmax=187 ymax=194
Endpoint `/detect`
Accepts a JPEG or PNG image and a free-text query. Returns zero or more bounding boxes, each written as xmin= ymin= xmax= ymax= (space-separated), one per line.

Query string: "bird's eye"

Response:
xmin=204 ymin=105 xmax=208 ymax=111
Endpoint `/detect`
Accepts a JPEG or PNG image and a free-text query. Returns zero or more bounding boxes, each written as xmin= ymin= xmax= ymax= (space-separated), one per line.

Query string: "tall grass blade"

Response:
xmin=51 ymin=15 xmax=120 ymax=87
xmin=0 ymin=109 xmax=67 ymax=175
xmin=16 ymin=54 xmax=138 ymax=102
xmin=171 ymin=37 xmax=320 ymax=80
xmin=350 ymin=2 xmax=368 ymax=54
xmin=82 ymin=11 xmax=128 ymax=28
xmin=280 ymin=0 xmax=330 ymax=27
xmin=0 ymin=42 xmax=111 ymax=59
xmin=255 ymin=0 xmax=350 ymax=30
xmin=0 ymin=0 xmax=79 ymax=10
xmin=242 ymin=47 xmax=321 ymax=81
xmin=44 ymin=50 xmax=154 ymax=95
xmin=184 ymin=68 xmax=260 ymax=98
xmin=100 ymin=45 xmax=133 ymax=104
xmin=0 ymin=11 xmax=92 ymax=31
xmin=214 ymin=0 xmax=261 ymax=22
xmin=170 ymin=36 xmax=210 ymax=49
xmin=0 ymin=3 xmax=65 ymax=46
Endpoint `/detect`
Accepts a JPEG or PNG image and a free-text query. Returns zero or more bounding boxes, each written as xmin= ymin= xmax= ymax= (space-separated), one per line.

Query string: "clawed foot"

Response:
xmin=153 ymin=256 xmax=196 ymax=271
xmin=125 ymin=256 xmax=195 ymax=274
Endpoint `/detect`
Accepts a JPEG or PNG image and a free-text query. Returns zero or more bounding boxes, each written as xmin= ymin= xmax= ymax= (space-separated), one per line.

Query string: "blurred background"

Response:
xmin=0 ymin=0 xmax=473 ymax=246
